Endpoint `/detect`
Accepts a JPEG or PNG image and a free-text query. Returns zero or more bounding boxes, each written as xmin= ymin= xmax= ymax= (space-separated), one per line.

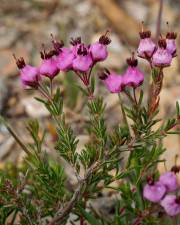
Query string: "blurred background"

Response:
xmin=0 ymin=0 xmax=179 ymax=174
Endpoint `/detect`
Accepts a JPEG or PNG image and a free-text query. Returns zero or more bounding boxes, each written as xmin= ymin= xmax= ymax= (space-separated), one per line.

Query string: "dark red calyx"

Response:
xmin=171 ymin=165 xmax=180 ymax=174
xmin=147 ymin=175 xmax=154 ymax=185
xmin=166 ymin=32 xmax=177 ymax=40
xmin=99 ymin=31 xmax=111 ymax=45
xmin=77 ymin=45 xmax=88 ymax=56
xmin=13 ymin=54 xmax=26 ymax=69
xmin=52 ymin=40 xmax=64 ymax=52
xmin=175 ymin=196 xmax=180 ymax=204
xmin=158 ymin=38 xmax=167 ymax=49
xmin=70 ymin=37 xmax=81 ymax=46
xmin=126 ymin=53 xmax=138 ymax=67
xmin=139 ymin=30 xmax=151 ymax=39
xmin=99 ymin=68 xmax=110 ymax=80
xmin=40 ymin=49 xmax=57 ymax=60
xmin=50 ymin=34 xmax=64 ymax=52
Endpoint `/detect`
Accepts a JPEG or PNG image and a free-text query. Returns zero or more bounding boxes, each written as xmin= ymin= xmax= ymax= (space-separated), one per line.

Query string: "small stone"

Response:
xmin=163 ymin=58 xmax=179 ymax=86
xmin=0 ymin=26 xmax=18 ymax=49
xmin=0 ymin=137 xmax=15 ymax=160
xmin=21 ymin=96 xmax=50 ymax=118
xmin=0 ymin=78 xmax=8 ymax=113
xmin=75 ymin=1 xmax=91 ymax=17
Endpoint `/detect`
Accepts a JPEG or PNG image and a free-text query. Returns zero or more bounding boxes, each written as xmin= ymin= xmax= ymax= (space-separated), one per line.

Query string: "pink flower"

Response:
xmin=14 ymin=55 xmax=40 ymax=88
xmin=90 ymin=31 xmax=111 ymax=62
xmin=152 ymin=38 xmax=172 ymax=68
xmin=159 ymin=172 xmax=178 ymax=192
xmin=39 ymin=49 xmax=59 ymax=79
xmin=166 ymin=32 xmax=177 ymax=57
xmin=56 ymin=47 xmax=75 ymax=71
xmin=161 ymin=195 xmax=180 ymax=216
xmin=51 ymin=36 xmax=75 ymax=71
xmin=99 ymin=69 xmax=124 ymax=93
xmin=137 ymin=30 xmax=156 ymax=59
xmin=123 ymin=54 xmax=144 ymax=88
xmin=72 ymin=44 xmax=93 ymax=72
xmin=143 ymin=181 xmax=166 ymax=203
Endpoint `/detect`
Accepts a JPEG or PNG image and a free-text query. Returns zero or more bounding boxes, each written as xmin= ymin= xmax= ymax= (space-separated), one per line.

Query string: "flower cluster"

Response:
xmin=100 ymin=25 xmax=177 ymax=93
xmin=143 ymin=167 xmax=180 ymax=216
xmin=14 ymin=31 xmax=111 ymax=89
xmin=99 ymin=53 xmax=144 ymax=93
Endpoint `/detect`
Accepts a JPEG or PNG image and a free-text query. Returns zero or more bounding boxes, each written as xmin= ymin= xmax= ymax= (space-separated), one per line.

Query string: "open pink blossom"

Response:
xmin=99 ymin=69 xmax=124 ymax=93
xmin=152 ymin=38 xmax=172 ymax=68
xmin=70 ymin=36 xmax=82 ymax=56
xmin=90 ymin=31 xmax=111 ymax=62
xmin=56 ymin=47 xmax=75 ymax=71
xmin=14 ymin=56 xmax=40 ymax=88
xmin=39 ymin=49 xmax=59 ymax=79
xmin=159 ymin=172 xmax=178 ymax=192
xmin=123 ymin=54 xmax=144 ymax=88
xmin=137 ymin=30 xmax=156 ymax=59
xmin=51 ymin=36 xmax=75 ymax=71
xmin=161 ymin=195 xmax=180 ymax=216
xmin=72 ymin=44 xmax=93 ymax=72
xmin=143 ymin=178 xmax=166 ymax=203
xmin=166 ymin=32 xmax=177 ymax=57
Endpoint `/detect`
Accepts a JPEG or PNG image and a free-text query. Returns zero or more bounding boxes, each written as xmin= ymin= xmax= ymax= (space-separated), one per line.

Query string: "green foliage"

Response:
xmin=56 ymin=116 xmax=79 ymax=165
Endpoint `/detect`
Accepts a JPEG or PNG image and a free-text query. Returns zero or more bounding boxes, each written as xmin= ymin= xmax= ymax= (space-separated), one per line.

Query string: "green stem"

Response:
xmin=123 ymin=89 xmax=134 ymax=104
xmin=38 ymin=86 xmax=61 ymax=126
xmin=133 ymin=88 xmax=138 ymax=105
xmin=50 ymin=78 xmax=53 ymax=98
xmin=0 ymin=115 xmax=31 ymax=155
xmin=118 ymin=93 xmax=130 ymax=133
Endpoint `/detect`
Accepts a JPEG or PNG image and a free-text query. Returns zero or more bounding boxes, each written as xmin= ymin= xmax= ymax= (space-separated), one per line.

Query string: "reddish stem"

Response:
xmin=155 ymin=0 xmax=163 ymax=43
xmin=80 ymin=216 xmax=84 ymax=225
